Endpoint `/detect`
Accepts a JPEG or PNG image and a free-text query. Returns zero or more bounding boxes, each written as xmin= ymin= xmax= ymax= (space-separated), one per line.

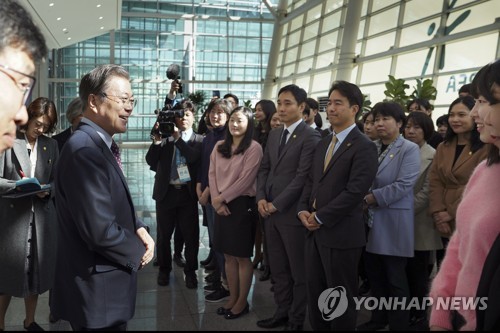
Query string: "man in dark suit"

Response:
xmin=52 ymin=97 xmax=83 ymax=151
xmin=52 ymin=65 xmax=155 ymax=331
xmin=297 ymin=81 xmax=378 ymax=330
xmin=145 ymin=99 xmax=203 ymax=289
xmin=256 ymin=84 xmax=321 ymax=331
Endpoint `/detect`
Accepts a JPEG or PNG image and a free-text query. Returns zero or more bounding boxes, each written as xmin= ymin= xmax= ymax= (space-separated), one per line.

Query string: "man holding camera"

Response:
xmin=145 ymin=99 xmax=203 ymax=289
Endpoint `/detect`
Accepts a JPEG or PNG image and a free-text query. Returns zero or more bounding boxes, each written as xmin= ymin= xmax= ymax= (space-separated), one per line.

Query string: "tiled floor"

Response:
xmin=3 ymin=146 xmax=371 ymax=331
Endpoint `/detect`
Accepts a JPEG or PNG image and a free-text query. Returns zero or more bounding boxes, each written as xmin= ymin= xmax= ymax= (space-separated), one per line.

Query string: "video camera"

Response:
xmin=166 ymin=63 xmax=183 ymax=94
xmin=150 ymin=103 xmax=185 ymax=139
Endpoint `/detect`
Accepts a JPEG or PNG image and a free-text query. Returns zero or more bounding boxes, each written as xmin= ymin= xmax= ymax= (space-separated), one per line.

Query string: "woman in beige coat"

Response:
xmin=428 ymin=95 xmax=488 ymax=267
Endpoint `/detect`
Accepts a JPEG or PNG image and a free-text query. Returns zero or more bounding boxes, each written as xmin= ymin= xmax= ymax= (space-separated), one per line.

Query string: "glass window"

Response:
xmin=447 ymin=1 xmax=499 ymax=34
xmin=311 ymin=71 xmax=333 ymax=93
xmin=307 ymin=4 xmax=322 ymax=22
xmin=325 ymin=0 xmax=343 ymax=15
xmin=365 ymin=32 xmax=396 ymax=56
xmin=395 ymin=49 xmax=436 ymax=78
xmin=315 ymin=50 xmax=335 ymax=69
xmin=441 ymin=33 xmax=497 ymax=72
xmin=321 ymin=11 xmax=342 ymax=34
xmin=300 ymin=40 xmax=316 ymax=59
xmin=399 ymin=19 xmax=439 ymax=47
xmin=359 ymin=84 xmax=387 ymax=106
xmin=295 ymin=76 xmax=311 ymax=93
xmin=287 ymin=30 xmax=301 ymax=48
xmin=318 ymin=31 xmax=338 ymax=53
xmin=303 ymin=21 xmax=320 ymax=41
xmin=359 ymin=58 xmax=392 ymax=85
xmin=368 ymin=7 xmax=399 ymax=35
xmin=357 ymin=19 xmax=366 ymax=40
xmin=298 ymin=58 xmax=314 ymax=74
xmin=284 ymin=46 xmax=299 ymax=65
xmin=403 ymin=0 xmax=442 ymax=25
xmin=372 ymin=0 xmax=400 ymax=13
xmin=290 ymin=15 xmax=304 ymax=32
xmin=434 ymin=70 xmax=477 ymax=106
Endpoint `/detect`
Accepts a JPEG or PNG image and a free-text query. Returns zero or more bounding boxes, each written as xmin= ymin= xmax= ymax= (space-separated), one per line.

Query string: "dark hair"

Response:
xmin=79 ymin=65 xmax=130 ymax=110
xmin=172 ymin=98 xmax=196 ymax=113
xmin=458 ymin=83 xmax=471 ymax=95
xmin=362 ymin=110 xmax=374 ymax=123
xmin=223 ymin=93 xmax=239 ymax=106
xmin=302 ymin=103 xmax=310 ymax=117
xmin=328 ymin=81 xmax=363 ymax=110
xmin=444 ymin=95 xmax=484 ymax=153
xmin=407 ymin=98 xmax=433 ymax=113
xmin=405 ymin=111 xmax=434 ymax=141
xmin=66 ymin=97 xmax=83 ymax=123
xmin=471 ymin=61 xmax=500 ymax=105
xmin=436 ymin=114 xmax=449 ymax=127
xmin=0 ymin=0 xmax=47 ymax=62
xmin=306 ymin=97 xmax=319 ymax=110
xmin=372 ymin=101 xmax=407 ymax=133
xmin=217 ymin=107 xmax=255 ymax=158
xmin=278 ymin=84 xmax=307 ymax=106
xmin=487 ymin=145 xmax=500 ymax=166
xmin=23 ymin=97 xmax=58 ymax=133
xmin=254 ymin=99 xmax=275 ymax=136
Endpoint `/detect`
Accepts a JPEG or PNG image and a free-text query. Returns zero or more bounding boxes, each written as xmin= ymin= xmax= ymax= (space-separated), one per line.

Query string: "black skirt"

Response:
xmin=213 ymin=196 xmax=257 ymax=258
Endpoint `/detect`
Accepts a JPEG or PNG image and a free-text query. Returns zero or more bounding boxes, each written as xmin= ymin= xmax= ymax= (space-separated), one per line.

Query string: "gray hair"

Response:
xmin=66 ymin=97 xmax=83 ymax=123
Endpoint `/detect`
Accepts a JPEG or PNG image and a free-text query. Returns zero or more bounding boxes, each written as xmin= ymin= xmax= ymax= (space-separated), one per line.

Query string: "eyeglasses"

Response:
xmin=100 ymin=92 xmax=138 ymax=109
xmin=0 ymin=64 xmax=36 ymax=106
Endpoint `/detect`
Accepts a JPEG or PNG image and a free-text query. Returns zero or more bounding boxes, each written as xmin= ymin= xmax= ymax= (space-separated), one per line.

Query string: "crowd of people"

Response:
xmin=1 ymin=0 xmax=500 ymax=331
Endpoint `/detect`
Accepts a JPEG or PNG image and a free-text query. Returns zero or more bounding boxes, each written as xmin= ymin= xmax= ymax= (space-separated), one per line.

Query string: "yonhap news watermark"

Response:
xmin=318 ymin=286 xmax=488 ymax=321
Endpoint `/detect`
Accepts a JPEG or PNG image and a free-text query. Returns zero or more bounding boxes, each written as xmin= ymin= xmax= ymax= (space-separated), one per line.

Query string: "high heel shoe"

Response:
xmin=224 ymin=303 xmax=249 ymax=320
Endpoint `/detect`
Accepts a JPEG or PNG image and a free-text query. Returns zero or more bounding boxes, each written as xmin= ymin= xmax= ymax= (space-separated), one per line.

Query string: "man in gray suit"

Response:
xmin=297 ymin=81 xmax=378 ymax=330
xmin=256 ymin=84 xmax=321 ymax=331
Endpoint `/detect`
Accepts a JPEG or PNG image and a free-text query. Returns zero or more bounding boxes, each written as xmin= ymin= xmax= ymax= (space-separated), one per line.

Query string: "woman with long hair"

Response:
xmin=209 ymin=106 xmax=263 ymax=319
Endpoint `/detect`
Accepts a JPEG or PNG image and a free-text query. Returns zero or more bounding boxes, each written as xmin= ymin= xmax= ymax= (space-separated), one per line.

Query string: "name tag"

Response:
xmin=177 ymin=164 xmax=191 ymax=183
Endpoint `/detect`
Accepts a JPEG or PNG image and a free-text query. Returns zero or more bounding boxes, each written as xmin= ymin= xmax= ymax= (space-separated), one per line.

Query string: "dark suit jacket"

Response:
xmin=52 ymin=123 xmax=147 ymax=328
xmin=297 ymin=127 xmax=378 ymax=249
xmin=476 ymin=233 xmax=500 ymax=331
xmin=257 ymin=121 xmax=320 ymax=225
xmin=145 ymin=131 xmax=203 ymax=203
xmin=52 ymin=127 xmax=72 ymax=152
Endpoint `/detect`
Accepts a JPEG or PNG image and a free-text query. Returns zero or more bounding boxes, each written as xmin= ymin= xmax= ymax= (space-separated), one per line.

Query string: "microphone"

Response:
xmin=166 ymin=64 xmax=183 ymax=94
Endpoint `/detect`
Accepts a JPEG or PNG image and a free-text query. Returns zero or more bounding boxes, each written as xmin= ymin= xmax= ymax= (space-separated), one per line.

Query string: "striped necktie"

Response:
xmin=111 ymin=140 xmax=123 ymax=170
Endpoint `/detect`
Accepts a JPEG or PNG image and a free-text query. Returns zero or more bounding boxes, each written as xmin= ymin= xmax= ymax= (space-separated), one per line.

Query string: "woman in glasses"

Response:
xmin=0 ymin=97 xmax=59 ymax=331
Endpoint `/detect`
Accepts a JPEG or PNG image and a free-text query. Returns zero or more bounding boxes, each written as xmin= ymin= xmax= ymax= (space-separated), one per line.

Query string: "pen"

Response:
xmin=19 ymin=170 xmax=26 ymax=178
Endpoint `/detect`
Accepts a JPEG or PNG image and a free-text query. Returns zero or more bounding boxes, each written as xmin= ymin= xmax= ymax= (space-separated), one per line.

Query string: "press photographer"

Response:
xmin=145 ymin=98 xmax=203 ymax=289
xmin=150 ymin=103 xmax=185 ymax=139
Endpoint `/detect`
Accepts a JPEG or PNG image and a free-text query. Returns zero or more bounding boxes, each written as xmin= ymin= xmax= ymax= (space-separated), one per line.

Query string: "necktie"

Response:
xmin=279 ymin=129 xmax=289 ymax=156
xmin=111 ymin=140 xmax=123 ymax=170
xmin=323 ymin=134 xmax=337 ymax=171
xmin=170 ymin=146 xmax=179 ymax=180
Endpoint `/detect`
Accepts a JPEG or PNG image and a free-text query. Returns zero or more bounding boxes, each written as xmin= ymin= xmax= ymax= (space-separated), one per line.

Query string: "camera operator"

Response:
xmin=145 ymin=99 xmax=203 ymax=289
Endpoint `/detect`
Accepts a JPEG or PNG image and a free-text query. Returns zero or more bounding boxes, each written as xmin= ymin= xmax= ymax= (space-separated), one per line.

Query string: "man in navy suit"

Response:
xmin=52 ymin=65 xmax=155 ymax=331
xmin=298 ymin=81 xmax=378 ymax=330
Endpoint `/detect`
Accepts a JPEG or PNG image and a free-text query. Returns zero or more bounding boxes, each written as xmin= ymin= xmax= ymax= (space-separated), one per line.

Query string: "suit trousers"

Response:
xmin=305 ymin=234 xmax=362 ymax=331
xmin=265 ymin=217 xmax=307 ymax=325
xmin=364 ymin=252 xmax=410 ymax=330
xmin=70 ymin=322 xmax=127 ymax=331
xmin=156 ymin=185 xmax=199 ymax=275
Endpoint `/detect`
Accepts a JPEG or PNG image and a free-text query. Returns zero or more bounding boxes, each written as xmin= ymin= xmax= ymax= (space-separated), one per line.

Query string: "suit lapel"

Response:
xmin=13 ymin=132 xmax=31 ymax=176
xmin=377 ymin=136 xmax=404 ymax=175
xmin=322 ymin=128 xmax=359 ymax=177
xmin=276 ymin=122 xmax=305 ymax=165
xmin=452 ymin=142 xmax=473 ymax=172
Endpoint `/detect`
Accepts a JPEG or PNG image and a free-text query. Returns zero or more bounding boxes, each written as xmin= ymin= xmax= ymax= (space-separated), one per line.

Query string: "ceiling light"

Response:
xmin=57 ymin=17 xmax=62 ymax=21
xmin=62 ymin=28 xmax=68 ymax=32
xmin=201 ymin=14 xmax=210 ymax=19
xmin=229 ymin=16 xmax=241 ymax=21
xmin=99 ymin=16 xmax=103 ymax=20
xmin=181 ymin=13 xmax=195 ymax=19
xmin=67 ymin=37 xmax=72 ymax=40
xmin=100 ymin=27 xmax=104 ymax=30
xmin=96 ymin=4 xmax=102 ymax=8
xmin=49 ymin=3 xmax=54 ymax=6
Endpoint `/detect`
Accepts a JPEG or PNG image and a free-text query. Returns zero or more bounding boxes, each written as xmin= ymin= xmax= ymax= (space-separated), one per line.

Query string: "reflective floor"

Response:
xmin=3 ymin=146 xmax=370 ymax=331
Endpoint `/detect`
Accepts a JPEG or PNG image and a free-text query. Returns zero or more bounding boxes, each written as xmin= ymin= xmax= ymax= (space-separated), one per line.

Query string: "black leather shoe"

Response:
xmin=173 ymin=254 xmax=186 ymax=268
xmin=23 ymin=321 xmax=44 ymax=331
xmin=283 ymin=322 xmax=303 ymax=331
xmin=204 ymin=270 xmax=221 ymax=283
xmin=204 ymin=259 xmax=217 ymax=271
xmin=200 ymin=250 xmax=214 ymax=266
xmin=257 ymin=316 xmax=288 ymax=329
xmin=225 ymin=303 xmax=249 ymax=320
xmin=216 ymin=306 xmax=230 ymax=315
xmin=49 ymin=313 xmax=59 ymax=323
xmin=157 ymin=271 xmax=170 ymax=286
xmin=259 ymin=266 xmax=271 ymax=281
xmin=185 ymin=274 xmax=198 ymax=289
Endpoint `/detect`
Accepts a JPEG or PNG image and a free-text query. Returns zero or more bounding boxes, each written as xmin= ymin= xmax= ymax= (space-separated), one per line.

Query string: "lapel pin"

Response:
xmin=293 ymin=134 xmax=297 ymax=138
xmin=469 ymin=151 xmax=472 ymax=155
xmin=347 ymin=143 xmax=352 ymax=147
xmin=43 ymin=146 xmax=47 ymax=151
xmin=390 ymin=154 xmax=394 ymax=158
xmin=48 ymin=159 xmax=52 ymax=164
